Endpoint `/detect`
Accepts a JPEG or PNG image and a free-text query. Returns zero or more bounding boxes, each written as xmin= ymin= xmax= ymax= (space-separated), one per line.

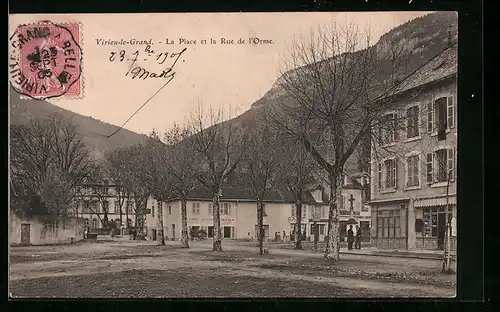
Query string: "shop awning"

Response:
xmin=414 ymin=196 xmax=456 ymax=208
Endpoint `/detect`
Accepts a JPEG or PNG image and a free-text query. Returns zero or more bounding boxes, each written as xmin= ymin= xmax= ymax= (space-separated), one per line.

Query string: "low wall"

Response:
xmin=10 ymin=212 xmax=86 ymax=246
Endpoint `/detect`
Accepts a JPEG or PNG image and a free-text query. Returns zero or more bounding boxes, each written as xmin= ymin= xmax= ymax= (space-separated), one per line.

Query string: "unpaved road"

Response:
xmin=9 ymin=239 xmax=456 ymax=298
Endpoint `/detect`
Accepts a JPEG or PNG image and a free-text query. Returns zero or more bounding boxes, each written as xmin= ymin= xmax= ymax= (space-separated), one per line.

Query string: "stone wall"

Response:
xmin=10 ymin=212 xmax=86 ymax=246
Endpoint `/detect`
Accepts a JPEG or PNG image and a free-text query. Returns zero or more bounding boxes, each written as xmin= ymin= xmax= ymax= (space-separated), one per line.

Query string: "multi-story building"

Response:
xmin=74 ymin=179 xmax=156 ymax=232
xmin=368 ymin=46 xmax=457 ymax=251
xmin=158 ymin=172 xmax=369 ymax=242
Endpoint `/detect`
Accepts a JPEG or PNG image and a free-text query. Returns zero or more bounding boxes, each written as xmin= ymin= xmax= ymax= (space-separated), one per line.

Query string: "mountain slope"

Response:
xmin=9 ymin=88 xmax=149 ymax=158
xmin=223 ymin=12 xmax=458 ymax=173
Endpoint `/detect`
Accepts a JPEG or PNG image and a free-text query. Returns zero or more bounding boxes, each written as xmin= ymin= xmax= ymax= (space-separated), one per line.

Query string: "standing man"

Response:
xmin=347 ymin=225 xmax=354 ymax=250
xmin=355 ymin=225 xmax=362 ymax=249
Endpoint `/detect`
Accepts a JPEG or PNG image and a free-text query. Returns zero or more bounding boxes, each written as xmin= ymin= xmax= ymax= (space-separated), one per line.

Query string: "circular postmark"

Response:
xmin=9 ymin=21 xmax=82 ymax=100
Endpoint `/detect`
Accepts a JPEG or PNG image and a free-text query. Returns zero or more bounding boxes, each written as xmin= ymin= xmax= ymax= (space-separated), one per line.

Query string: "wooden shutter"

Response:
xmin=228 ymin=203 xmax=232 ymax=216
xmin=393 ymin=113 xmax=399 ymax=142
xmin=427 ymin=101 xmax=434 ymax=133
xmin=393 ymin=158 xmax=398 ymax=189
xmin=377 ymin=163 xmax=382 ymax=190
xmin=448 ymin=148 xmax=455 ymax=181
xmin=291 ymin=205 xmax=295 ymax=217
xmin=447 ymin=96 xmax=455 ymax=129
xmin=405 ymin=157 xmax=411 ymax=187
xmin=432 ymin=152 xmax=436 ymax=183
xmin=231 ymin=226 xmax=235 ymax=238
xmin=208 ymin=203 xmax=212 ymax=215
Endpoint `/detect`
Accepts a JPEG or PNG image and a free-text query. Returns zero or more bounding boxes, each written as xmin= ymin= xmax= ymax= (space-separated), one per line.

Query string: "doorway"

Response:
xmin=207 ymin=226 xmax=214 ymax=238
xmin=437 ymin=213 xmax=446 ymax=250
xmin=152 ymin=229 xmax=157 ymax=241
xmin=223 ymin=226 xmax=231 ymax=238
xmin=171 ymin=224 xmax=176 ymax=241
xmin=21 ymin=224 xmax=30 ymax=245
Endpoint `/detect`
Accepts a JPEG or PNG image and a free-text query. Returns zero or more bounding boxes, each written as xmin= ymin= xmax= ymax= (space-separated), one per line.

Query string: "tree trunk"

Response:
xmin=158 ymin=201 xmax=165 ymax=246
xmin=324 ymin=172 xmax=341 ymax=262
xmin=257 ymin=200 xmax=264 ymax=255
xmin=103 ymin=210 xmax=109 ymax=228
xmin=180 ymin=197 xmax=189 ymax=248
xmin=125 ymin=198 xmax=130 ymax=229
xmin=294 ymin=201 xmax=303 ymax=249
xmin=212 ymin=192 xmax=223 ymax=252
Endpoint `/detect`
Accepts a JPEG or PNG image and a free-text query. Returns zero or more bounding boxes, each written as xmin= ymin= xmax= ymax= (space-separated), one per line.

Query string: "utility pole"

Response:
xmin=442 ymin=168 xmax=453 ymax=273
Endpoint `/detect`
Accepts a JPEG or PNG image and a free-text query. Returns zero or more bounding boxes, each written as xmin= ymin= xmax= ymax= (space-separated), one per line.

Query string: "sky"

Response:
xmin=9 ymin=12 xmax=429 ymax=135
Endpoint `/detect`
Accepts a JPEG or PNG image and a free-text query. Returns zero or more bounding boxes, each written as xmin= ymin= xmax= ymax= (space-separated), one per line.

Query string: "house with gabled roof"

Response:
xmin=152 ymin=171 xmax=369 ymax=243
xmin=368 ymin=45 xmax=457 ymax=251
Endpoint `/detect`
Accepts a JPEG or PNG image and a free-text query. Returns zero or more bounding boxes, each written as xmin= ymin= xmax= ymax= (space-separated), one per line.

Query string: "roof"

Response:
xmin=393 ymin=44 xmax=457 ymax=95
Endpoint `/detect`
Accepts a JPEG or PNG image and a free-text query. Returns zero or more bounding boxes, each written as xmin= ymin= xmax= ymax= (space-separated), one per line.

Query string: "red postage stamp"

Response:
xmin=9 ymin=21 xmax=83 ymax=100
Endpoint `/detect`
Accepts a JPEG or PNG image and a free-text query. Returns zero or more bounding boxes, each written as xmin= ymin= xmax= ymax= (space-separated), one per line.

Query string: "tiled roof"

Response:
xmin=393 ymin=44 xmax=457 ymax=95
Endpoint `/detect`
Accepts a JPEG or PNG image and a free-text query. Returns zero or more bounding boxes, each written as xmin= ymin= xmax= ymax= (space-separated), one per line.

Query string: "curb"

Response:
xmin=339 ymin=250 xmax=456 ymax=261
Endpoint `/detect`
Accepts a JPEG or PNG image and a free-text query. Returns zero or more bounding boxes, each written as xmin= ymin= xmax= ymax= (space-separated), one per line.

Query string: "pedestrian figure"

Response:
xmin=282 ymin=231 xmax=286 ymax=242
xmin=347 ymin=225 xmax=354 ymax=250
xmin=355 ymin=225 xmax=362 ymax=249
xmin=132 ymin=228 xmax=137 ymax=240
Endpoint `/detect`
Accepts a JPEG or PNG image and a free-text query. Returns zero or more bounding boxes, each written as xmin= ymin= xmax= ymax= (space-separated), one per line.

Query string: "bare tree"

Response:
xmin=188 ymin=105 xmax=246 ymax=252
xmin=86 ymin=163 xmax=112 ymax=228
xmin=241 ymin=125 xmax=280 ymax=255
xmin=272 ymin=132 xmax=318 ymax=250
xmin=164 ymin=123 xmax=201 ymax=248
xmin=10 ymin=114 xmax=93 ymax=217
xmin=266 ymin=21 xmax=414 ymax=261
xmin=104 ymin=148 xmax=130 ymax=230
xmin=119 ymin=144 xmax=151 ymax=234
xmin=142 ymin=130 xmax=171 ymax=246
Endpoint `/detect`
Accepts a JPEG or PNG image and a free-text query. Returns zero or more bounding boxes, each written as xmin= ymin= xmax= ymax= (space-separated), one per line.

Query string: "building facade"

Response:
xmin=369 ymin=47 xmax=457 ymax=251
xmin=156 ymin=173 xmax=370 ymax=243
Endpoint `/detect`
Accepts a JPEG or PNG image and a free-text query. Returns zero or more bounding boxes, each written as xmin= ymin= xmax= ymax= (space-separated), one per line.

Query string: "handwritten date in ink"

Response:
xmin=107 ymin=46 xmax=187 ymax=81
xmin=109 ymin=45 xmax=184 ymax=65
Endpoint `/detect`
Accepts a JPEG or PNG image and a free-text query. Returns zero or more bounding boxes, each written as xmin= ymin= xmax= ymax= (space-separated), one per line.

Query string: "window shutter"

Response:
xmin=448 ymin=148 xmax=455 ymax=181
xmin=426 ymin=153 xmax=433 ymax=184
xmin=291 ymin=205 xmax=295 ymax=217
xmin=393 ymin=113 xmax=399 ymax=141
xmin=228 ymin=204 xmax=232 ymax=216
xmin=427 ymin=101 xmax=434 ymax=133
xmin=231 ymin=226 xmax=235 ymax=238
xmin=432 ymin=152 xmax=436 ymax=183
xmin=405 ymin=157 xmax=410 ymax=187
xmin=447 ymin=96 xmax=455 ymax=129
xmin=209 ymin=203 xmax=212 ymax=215
xmin=393 ymin=158 xmax=398 ymax=189
xmin=377 ymin=163 xmax=382 ymax=190
xmin=339 ymin=195 xmax=344 ymax=210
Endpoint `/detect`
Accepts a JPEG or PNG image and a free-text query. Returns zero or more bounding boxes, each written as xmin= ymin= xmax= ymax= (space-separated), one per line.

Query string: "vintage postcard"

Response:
xmin=9 ymin=12 xmax=457 ymax=298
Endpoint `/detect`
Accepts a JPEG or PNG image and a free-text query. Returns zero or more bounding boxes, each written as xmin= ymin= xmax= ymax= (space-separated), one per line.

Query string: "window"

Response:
xmin=319 ymin=224 xmax=325 ymax=235
xmin=222 ymin=203 xmax=231 ymax=216
xmin=431 ymin=148 xmax=456 ymax=184
xmin=102 ymin=200 xmax=109 ymax=213
xmin=384 ymin=159 xmax=398 ymax=189
xmin=423 ymin=207 xmax=453 ymax=238
xmin=208 ymin=203 xmax=212 ymax=215
xmin=302 ymin=205 xmax=306 ymax=217
xmin=406 ymin=155 xmax=420 ymax=187
xmin=379 ymin=113 xmax=398 ymax=145
xmin=168 ymin=205 xmax=172 ymax=215
xmin=102 ymin=180 xmax=109 ymax=194
xmin=192 ymin=203 xmax=200 ymax=215
xmin=152 ymin=205 xmax=155 ymax=218
xmin=377 ymin=163 xmax=383 ymax=190
xmin=426 ymin=153 xmax=433 ymax=184
xmin=406 ymin=106 xmax=420 ymax=138
xmin=377 ymin=210 xmax=401 ymax=238
xmin=114 ymin=200 xmax=120 ymax=213
xmin=429 ymin=96 xmax=455 ymax=133
xmin=291 ymin=205 xmax=296 ymax=217
xmin=262 ymin=204 xmax=267 ymax=216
